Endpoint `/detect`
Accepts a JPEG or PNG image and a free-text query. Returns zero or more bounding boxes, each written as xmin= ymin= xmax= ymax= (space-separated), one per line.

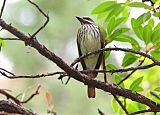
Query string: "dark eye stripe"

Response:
xmin=82 ymin=17 xmax=94 ymax=22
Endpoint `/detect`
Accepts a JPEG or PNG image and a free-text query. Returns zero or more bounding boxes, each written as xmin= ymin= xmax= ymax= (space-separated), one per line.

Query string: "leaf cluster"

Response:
xmin=92 ymin=0 xmax=160 ymax=114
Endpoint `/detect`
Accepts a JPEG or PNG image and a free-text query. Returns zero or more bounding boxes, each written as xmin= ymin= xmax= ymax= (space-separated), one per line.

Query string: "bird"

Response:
xmin=76 ymin=16 xmax=104 ymax=98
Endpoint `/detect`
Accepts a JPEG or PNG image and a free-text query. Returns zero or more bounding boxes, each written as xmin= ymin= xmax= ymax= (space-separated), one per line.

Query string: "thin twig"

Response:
xmin=81 ymin=63 xmax=156 ymax=73
xmin=98 ymin=108 xmax=105 ymax=115
xmin=0 ymin=38 xmax=21 ymax=40
xmin=128 ymin=109 xmax=154 ymax=115
xmin=0 ymin=0 xmax=6 ymax=18
xmin=103 ymin=52 xmax=107 ymax=83
xmin=142 ymin=0 xmax=154 ymax=6
xmin=0 ymin=89 xmax=21 ymax=105
xmin=0 ymin=60 xmax=157 ymax=81
xmin=0 ymin=68 xmax=15 ymax=76
xmin=71 ymin=47 xmax=159 ymax=67
xmin=0 ymin=63 xmax=156 ymax=79
xmin=27 ymin=0 xmax=49 ymax=38
xmin=21 ymin=85 xmax=41 ymax=104
xmin=112 ymin=94 xmax=129 ymax=114
xmin=0 ymin=71 xmax=66 ymax=79
xmin=0 ymin=85 xmax=41 ymax=105
xmin=150 ymin=91 xmax=160 ymax=100
xmin=65 ymin=64 xmax=78 ymax=85
xmin=118 ymin=57 xmax=146 ymax=85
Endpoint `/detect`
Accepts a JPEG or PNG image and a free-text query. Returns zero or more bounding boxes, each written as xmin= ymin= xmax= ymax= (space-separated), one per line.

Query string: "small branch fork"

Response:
xmin=0 ymin=85 xmax=41 ymax=105
xmin=27 ymin=0 xmax=49 ymax=38
xmin=1 ymin=0 xmax=160 ymax=114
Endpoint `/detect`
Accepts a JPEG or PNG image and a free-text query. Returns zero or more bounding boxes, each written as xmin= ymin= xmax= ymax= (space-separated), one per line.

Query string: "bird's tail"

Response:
xmin=87 ymin=73 xmax=97 ymax=98
xmin=88 ymin=86 xmax=95 ymax=98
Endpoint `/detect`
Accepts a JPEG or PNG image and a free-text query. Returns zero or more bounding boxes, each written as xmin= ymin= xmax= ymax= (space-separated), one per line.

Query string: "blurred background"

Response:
xmin=2 ymin=0 xmax=158 ymax=114
xmin=0 ymin=0 xmax=115 ymax=114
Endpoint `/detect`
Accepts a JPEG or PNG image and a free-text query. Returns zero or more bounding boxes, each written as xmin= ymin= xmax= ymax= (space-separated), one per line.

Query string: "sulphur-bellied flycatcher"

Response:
xmin=76 ymin=16 xmax=104 ymax=98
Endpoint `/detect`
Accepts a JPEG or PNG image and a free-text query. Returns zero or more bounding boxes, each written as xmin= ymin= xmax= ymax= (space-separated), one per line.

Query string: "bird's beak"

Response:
xmin=76 ymin=16 xmax=83 ymax=22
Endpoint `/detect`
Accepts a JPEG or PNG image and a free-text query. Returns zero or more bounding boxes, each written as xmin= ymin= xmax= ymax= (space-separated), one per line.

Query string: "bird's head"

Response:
xmin=76 ymin=16 xmax=95 ymax=25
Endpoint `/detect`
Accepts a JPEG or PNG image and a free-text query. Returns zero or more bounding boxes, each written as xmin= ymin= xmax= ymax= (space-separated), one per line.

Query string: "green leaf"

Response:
xmin=133 ymin=26 xmax=143 ymax=40
xmin=151 ymin=28 xmax=160 ymax=43
xmin=104 ymin=4 xmax=124 ymax=22
xmin=154 ymin=87 xmax=160 ymax=92
xmin=114 ymin=74 xmax=124 ymax=87
xmin=115 ymin=35 xmax=140 ymax=50
xmin=131 ymin=18 xmax=143 ymax=40
xmin=148 ymin=19 xmax=154 ymax=28
xmin=122 ymin=53 xmax=138 ymax=67
xmin=137 ymin=103 xmax=146 ymax=110
xmin=112 ymin=98 xmax=119 ymax=113
xmin=129 ymin=77 xmax=143 ymax=92
xmin=105 ymin=51 xmax=111 ymax=59
xmin=153 ymin=11 xmax=160 ymax=18
xmin=107 ymin=16 xmax=116 ymax=35
xmin=151 ymin=50 xmax=160 ymax=61
xmin=106 ymin=64 xmax=116 ymax=70
xmin=155 ymin=0 xmax=160 ymax=5
xmin=91 ymin=1 xmax=116 ymax=14
xmin=98 ymin=24 xmax=107 ymax=38
xmin=114 ymin=17 xmax=127 ymax=28
xmin=121 ymin=7 xmax=130 ymax=21
xmin=126 ymin=102 xmax=139 ymax=112
xmin=154 ymin=41 xmax=160 ymax=50
xmin=131 ymin=18 xmax=136 ymax=28
xmin=110 ymin=28 xmax=130 ymax=39
xmin=97 ymin=12 xmax=109 ymax=19
xmin=105 ymin=17 xmax=127 ymax=30
xmin=0 ymin=36 xmax=5 ymax=48
xmin=154 ymin=23 xmax=160 ymax=32
xmin=152 ymin=23 xmax=160 ymax=44
xmin=143 ymin=24 xmax=152 ymax=45
xmin=128 ymin=2 xmax=152 ymax=10
xmin=134 ymin=86 xmax=144 ymax=92
xmin=135 ymin=12 xmax=151 ymax=25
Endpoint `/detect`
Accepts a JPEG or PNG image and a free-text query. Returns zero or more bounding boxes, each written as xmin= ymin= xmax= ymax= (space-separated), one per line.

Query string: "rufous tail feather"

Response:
xmin=88 ymin=86 xmax=95 ymax=98
xmin=87 ymin=73 xmax=97 ymax=98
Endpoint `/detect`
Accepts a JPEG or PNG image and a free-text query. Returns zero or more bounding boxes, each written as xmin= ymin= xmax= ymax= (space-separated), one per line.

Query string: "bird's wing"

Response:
xmin=94 ymin=27 xmax=104 ymax=70
xmin=77 ymin=29 xmax=87 ymax=70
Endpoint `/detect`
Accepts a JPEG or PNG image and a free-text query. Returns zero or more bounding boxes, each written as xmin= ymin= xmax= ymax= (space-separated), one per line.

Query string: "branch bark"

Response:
xmin=0 ymin=100 xmax=38 ymax=115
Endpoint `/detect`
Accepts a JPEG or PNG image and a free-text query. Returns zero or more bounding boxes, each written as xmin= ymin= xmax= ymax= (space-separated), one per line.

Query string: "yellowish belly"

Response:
xmin=80 ymin=36 xmax=101 ymax=69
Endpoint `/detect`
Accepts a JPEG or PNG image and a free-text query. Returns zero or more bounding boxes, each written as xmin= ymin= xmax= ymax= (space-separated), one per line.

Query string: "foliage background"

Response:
xmin=0 ymin=0 xmax=115 ymax=114
xmin=1 ymin=0 xmax=160 ymax=114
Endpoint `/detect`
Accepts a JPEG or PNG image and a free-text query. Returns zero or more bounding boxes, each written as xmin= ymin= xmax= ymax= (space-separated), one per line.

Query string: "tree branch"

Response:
xmin=0 ymin=15 xmax=160 ymax=113
xmin=0 ymin=100 xmax=38 ymax=115
xmin=71 ymin=47 xmax=159 ymax=67
xmin=0 ymin=70 xmax=66 ymax=79
xmin=0 ymin=89 xmax=21 ymax=105
xmin=0 ymin=85 xmax=41 ymax=105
